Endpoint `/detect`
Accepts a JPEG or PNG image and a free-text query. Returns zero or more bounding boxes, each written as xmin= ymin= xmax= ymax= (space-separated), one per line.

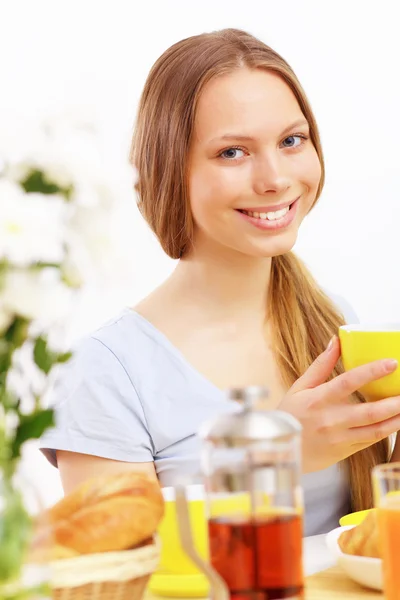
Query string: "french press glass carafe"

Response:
xmin=176 ymin=385 xmax=304 ymax=600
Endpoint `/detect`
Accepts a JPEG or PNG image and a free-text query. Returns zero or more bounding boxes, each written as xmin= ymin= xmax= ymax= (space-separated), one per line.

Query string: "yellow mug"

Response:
xmin=339 ymin=324 xmax=400 ymax=401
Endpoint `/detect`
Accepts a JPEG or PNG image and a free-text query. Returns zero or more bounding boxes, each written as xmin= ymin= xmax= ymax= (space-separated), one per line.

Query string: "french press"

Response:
xmin=176 ymin=385 xmax=304 ymax=600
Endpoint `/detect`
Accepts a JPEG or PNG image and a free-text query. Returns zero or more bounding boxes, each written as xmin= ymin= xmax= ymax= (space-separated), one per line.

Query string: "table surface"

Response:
xmin=305 ymin=565 xmax=382 ymax=599
xmin=148 ymin=567 xmax=381 ymax=600
xmin=148 ymin=534 xmax=382 ymax=599
xmin=148 ymin=565 xmax=383 ymax=600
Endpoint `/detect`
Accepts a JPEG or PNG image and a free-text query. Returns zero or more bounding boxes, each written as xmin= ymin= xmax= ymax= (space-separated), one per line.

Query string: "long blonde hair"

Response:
xmin=130 ymin=28 xmax=389 ymax=511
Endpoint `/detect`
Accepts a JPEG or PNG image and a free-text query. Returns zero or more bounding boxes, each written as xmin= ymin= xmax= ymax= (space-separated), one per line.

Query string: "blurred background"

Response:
xmin=2 ymin=0 xmax=399 ymax=503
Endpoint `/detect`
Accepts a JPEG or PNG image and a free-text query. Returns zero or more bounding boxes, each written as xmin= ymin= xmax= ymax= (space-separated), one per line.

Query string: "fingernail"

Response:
xmin=327 ymin=336 xmax=336 ymax=352
xmin=384 ymin=359 xmax=398 ymax=372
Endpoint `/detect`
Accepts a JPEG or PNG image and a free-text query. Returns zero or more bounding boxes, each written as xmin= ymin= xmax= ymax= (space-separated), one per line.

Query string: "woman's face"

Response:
xmin=188 ymin=68 xmax=322 ymax=258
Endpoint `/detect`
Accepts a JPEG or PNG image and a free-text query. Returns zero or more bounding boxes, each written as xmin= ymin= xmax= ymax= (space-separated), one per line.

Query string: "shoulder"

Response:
xmin=49 ymin=307 xmax=181 ymax=409
xmin=46 ymin=309 xmax=151 ymax=408
xmin=70 ymin=308 xmax=160 ymax=379
xmin=324 ymin=290 xmax=359 ymax=325
xmin=87 ymin=308 xmax=144 ymax=354
xmin=40 ymin=309 xmax=157 ymax=466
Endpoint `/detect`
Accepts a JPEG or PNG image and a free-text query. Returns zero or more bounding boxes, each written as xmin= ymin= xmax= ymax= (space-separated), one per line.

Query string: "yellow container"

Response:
xmin=339 ymin=325 xmax=400 ymax=401
xmin=148 ymin=485 xmax=253 ymax=597
xmin=339 ymin=508 xmax=372 ymax=527
xmin=157 ymin=486 xmax=208 ymax=576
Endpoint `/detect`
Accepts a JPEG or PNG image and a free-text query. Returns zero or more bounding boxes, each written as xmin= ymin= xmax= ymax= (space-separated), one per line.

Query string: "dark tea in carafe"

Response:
xmin=208 ymin=513 xmax=303 ymax=600
xmin=199 ymin=387 xmax=304 ymax=600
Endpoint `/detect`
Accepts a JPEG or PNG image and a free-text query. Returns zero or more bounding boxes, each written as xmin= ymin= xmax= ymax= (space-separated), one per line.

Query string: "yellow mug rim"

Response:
xmin=339 ymin=324 xmax=400 ymax=333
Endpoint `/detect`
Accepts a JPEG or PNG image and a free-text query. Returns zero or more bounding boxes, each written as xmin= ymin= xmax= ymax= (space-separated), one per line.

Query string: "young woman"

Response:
xmin=41 ymin=29 xmax=400 ymax=536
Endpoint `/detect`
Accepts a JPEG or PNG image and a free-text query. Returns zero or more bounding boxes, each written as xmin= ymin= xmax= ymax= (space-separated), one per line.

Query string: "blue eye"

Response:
xmin=220 ymin=147 xmax=245 ymax=160
xmin=281 ymin=135 xmax=306 ymax=148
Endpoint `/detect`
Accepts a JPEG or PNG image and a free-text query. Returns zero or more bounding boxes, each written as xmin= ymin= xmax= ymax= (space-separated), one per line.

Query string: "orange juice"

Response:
xmin=378 ymin=507 xmax=400 ymax=599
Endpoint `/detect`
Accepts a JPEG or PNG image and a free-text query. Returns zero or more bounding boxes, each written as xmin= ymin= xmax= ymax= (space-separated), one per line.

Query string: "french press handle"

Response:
xmin=175 ymin=485 xmax=229 ymax=600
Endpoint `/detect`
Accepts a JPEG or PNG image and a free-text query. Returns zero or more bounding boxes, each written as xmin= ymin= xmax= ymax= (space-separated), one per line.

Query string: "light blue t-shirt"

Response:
xmin=41 ymin=294 xmax=358 ymax=536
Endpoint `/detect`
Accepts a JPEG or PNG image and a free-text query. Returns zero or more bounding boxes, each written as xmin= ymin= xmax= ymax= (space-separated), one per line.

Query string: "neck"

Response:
xmin=166 ymin=240 xmax=272 ymax=322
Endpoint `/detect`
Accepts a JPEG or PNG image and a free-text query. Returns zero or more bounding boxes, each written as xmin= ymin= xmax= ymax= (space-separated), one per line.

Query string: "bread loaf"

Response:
xmin=32 ymin=472 xmax=164 ymax=559
xmin=338 ymin=509 xmax=381 ymax=558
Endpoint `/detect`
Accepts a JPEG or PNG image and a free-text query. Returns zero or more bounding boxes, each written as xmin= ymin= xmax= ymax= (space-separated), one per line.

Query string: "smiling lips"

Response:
xmin=236 ymin=198 xmax=299 ymax=231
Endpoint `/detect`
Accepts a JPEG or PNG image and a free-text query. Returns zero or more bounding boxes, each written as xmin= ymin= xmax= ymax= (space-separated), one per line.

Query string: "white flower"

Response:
xmin=28 ymin=134 xmax=102 ymax=191
xmin=1 ymin=109 xmax=137 ymax=205
xmin=0 ymin=115 xmax=47 ymax=172
xmin=2 ymin=268 xmax=73 ymax=323
xmin=6 ymin=342 xmax=48 ymax=414
xmin=71 ymin=162 xmax=136 ymax=209
xmin=0 ymin=107 xmax=141 ymax=461
xmin=0 ymin=180 xmax=68 ymax=267
xmin=61 ymin=205 xmax=118 ymax=287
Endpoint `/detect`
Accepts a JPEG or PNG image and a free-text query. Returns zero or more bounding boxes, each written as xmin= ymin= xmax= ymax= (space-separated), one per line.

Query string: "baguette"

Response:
xmin=32 ymin=472 xmax=164 ymax=558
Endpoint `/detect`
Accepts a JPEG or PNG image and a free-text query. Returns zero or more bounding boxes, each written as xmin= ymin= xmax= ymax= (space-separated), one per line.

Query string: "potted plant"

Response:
xmin=0 ymin=109 xmax=136 ymax=598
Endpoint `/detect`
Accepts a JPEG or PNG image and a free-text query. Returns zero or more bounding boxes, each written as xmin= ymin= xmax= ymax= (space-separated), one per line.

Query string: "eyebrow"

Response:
xmin=209 ymin=118 xmax=309 ymax=144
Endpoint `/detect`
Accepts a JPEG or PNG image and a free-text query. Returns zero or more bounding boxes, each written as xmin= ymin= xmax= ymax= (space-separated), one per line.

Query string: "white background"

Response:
xmin=2 ymin=0 xmax=399 ymax=504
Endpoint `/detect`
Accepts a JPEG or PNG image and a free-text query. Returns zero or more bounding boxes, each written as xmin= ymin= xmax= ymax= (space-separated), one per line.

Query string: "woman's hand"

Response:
xmin=278 ymin=336 xmax=399 ymax=472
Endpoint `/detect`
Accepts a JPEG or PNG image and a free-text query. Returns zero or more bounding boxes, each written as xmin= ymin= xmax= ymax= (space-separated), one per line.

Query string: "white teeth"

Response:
xmin=242 ymin=207 xmax=290 ymax=220
xmin=267 ymin=207 xmax=289 ymax=220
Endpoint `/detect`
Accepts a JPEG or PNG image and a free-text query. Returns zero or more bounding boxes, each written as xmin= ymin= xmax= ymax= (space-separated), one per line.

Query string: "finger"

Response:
xmin=339 ymin=396 xmax=400 ymax=428
xmin=290 ymin=336 xmax=340 ymax=393
xmin=322 ymin=358 xmax=398 ymax=403
xmin=347 ymin=412 xmax=400 ymax=445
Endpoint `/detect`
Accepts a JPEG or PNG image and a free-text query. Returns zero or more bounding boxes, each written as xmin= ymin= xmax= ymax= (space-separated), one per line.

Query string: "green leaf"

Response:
xmin=56 ymin=351 xmax=72 ymax=364
xmin=4 ymin=318 xmax=29 ymax=349
xmin=0 ymin=322 xmax=18 ymax=373
xmin=33 ymin=337 xmax=72 ymax=374
xmin=0 ymin=388 xmax=18 ymax=411
xmin=33 ymin=337 xmax=53 ymax=375
xmin=21 ymin=168 xmax=73 ymax=199
xmin=11 ymin=409 xmax=54 ymax=460
xmin=30 ymin=261 xmax=62 ymax=270
xmin=21 ymin=169 xmax=60 ymax=195
xmin=0 ymin=483 xmax=31 ymax=583
xmin=0 ymin=259 xmax=8 ymax=291
xmin=0 ymin=425 xmax=12 ymax=469
xmin=0 ymin=370 xmax=7 ymax=393
xmin=0 ymin=347 xmax=12 ymax=375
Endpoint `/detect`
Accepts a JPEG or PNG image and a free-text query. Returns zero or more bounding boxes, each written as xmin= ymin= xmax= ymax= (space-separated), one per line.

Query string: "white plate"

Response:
xmin=325 ymin=525 xmax=383 ymax=591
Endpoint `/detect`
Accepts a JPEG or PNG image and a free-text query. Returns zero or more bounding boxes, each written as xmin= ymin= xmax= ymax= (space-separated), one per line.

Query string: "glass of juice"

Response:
xmin=372 ymin=462 xmax=400 ymax=600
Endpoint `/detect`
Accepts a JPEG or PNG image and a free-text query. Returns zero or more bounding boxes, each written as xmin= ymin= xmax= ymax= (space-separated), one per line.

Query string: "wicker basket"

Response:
xmin=50 ymin=540 xmax=160 ymax=600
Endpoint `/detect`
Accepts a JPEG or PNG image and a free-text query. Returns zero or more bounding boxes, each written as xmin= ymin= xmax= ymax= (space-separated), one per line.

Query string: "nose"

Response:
xmin=252 ymin=153 xmax=291 ymax=196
